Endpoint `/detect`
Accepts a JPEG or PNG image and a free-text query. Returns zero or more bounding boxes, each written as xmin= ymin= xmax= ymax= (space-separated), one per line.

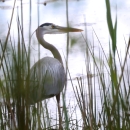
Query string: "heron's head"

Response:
xmin=36 ymin=23 xmax=83 ymax=35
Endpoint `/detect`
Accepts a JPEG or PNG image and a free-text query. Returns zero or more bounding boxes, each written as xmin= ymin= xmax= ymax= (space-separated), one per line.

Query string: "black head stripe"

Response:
xmin=40 ymin=23 xmax=53 ymax=27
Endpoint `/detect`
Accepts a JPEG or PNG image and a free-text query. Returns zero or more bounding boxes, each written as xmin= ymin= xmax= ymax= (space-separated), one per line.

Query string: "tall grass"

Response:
xmin=0 ymin=0 xmax=130 ymax=130
xmin=70 ymin=0 xmax=130 ymax=129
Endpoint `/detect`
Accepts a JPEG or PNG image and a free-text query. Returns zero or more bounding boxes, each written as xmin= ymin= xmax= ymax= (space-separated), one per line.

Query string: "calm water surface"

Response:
xmin=0 ymin=0 xmax=130 ymax=127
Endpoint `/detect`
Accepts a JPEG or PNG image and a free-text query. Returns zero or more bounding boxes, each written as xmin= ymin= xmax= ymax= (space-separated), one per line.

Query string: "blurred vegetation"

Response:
xmin=0 ymin=0 xmax=130 ymax=130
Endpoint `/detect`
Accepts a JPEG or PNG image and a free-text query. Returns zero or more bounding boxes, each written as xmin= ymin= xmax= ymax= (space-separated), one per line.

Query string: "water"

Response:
xmin=0 ymin=0 xmax=130 ymax=129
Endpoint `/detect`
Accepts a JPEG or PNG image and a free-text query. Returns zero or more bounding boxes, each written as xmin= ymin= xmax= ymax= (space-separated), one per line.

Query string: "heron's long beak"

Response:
xmin=56 ymin=25 xmax=83 ymax=33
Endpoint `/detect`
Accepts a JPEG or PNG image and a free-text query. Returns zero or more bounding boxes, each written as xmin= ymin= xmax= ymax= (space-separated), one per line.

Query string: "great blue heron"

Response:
xmin=28 ymin=23 xmax=82 ymax=129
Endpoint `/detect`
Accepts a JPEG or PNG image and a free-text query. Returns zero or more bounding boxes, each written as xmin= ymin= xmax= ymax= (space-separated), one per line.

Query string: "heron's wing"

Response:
xmin=28 ymin=57 xmax=66 ymax=104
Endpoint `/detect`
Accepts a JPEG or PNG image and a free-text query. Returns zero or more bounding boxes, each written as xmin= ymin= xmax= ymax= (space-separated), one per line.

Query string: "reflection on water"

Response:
xmin=0 ymin=0 xmax=130 ymax=128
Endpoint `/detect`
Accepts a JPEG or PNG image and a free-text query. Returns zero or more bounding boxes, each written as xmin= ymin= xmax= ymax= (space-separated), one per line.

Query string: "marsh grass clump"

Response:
xmin=71 ymin=0 xmax=130 ymax=129
xmin=0 ymin=15 xmax=56 ymax=130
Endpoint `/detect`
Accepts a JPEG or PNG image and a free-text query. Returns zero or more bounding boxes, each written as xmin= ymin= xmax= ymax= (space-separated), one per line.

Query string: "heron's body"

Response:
xmin=29 ymin=57 xmax=66 ymax=104
xmin=28 ymin=23 xmax=82 ymax=129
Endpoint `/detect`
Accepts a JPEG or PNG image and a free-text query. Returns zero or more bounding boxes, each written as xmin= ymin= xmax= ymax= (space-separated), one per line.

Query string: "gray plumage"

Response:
xmin=28 ymin=57 xmax=66 ymax=104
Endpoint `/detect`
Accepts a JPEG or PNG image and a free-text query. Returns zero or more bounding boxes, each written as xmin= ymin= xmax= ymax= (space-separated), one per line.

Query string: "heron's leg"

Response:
xmin=56 ymin=94 xmax=63 ymax=130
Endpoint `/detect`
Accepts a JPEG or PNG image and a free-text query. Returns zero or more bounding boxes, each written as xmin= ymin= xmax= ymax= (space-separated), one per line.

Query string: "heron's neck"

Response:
xmin=37 ymin=33 xmax=63 ymax=64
